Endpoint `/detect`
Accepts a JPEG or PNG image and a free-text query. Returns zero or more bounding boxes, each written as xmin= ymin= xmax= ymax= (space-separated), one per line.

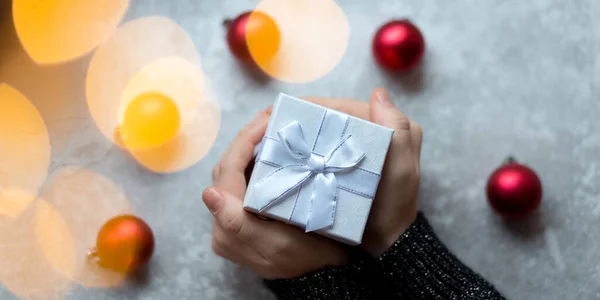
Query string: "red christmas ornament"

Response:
xmin=372 ymin=20 xmax=425 ymax=71
xmin=225 ymin=11 xmax=280 ymax=64
xmin=88 ymin=215 xmax=155 ymax=273
xmin=486 ymin=158 xmax=543 ymax=218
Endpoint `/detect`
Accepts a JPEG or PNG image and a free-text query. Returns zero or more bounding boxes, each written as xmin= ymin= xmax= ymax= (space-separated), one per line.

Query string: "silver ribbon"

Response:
xmin=251 ymin=110 xmax=379 ymax=232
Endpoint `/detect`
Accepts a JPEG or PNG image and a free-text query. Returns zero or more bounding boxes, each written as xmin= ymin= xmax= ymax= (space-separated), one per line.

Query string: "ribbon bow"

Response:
xmin=251 ymin=121 xmax=366 ymax=232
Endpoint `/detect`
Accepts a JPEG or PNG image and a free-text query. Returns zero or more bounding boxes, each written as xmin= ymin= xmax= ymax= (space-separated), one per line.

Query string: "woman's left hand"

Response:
xmin=203 ymin=109 xmax=348 ymax=279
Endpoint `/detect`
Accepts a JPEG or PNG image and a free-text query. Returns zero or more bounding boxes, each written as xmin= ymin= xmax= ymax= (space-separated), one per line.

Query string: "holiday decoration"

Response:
xmin=88 ymin=215 xmax=155 ymax=273
xmin=243 ymin=93 xmax=394 ymax=245
xmin=119 ymin=92 xmax=181 ymax=151
xmin=225 ymin=11 xmax=280 ymax=64
xmin=372 ymin=20 xmax=425 ymax=71
xmin=486 ymin=158 xmax=543 ymax=218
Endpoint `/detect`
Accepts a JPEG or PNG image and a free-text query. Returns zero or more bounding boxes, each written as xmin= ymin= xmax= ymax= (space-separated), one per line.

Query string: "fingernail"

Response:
xmin=203 ymin=187 xmax=223 ymax=215
xmin=375 ymin=89 xmax=393 ymax=107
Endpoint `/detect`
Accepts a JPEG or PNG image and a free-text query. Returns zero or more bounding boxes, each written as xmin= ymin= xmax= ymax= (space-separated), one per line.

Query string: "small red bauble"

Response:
xmin=226 ymin=11 xmax=280 ymax=64
xmin=89 ymin=215 xmax=155 ymax=273
xmin=486 ymin=158 xmax=543 ymax=218
xmin=372 ymin=20 xmax=425 ymax=71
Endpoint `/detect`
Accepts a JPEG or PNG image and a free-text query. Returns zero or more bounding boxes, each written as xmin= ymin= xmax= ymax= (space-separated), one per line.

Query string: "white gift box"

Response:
xmin=243 ymin=93 xmax=394 ymax=245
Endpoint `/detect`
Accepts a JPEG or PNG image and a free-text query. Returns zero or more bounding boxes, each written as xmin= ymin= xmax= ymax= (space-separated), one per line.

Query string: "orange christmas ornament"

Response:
xmin=119 ymin=92 xmax=181 ymax=151
xmin=88 ymin=215 xmax=155 ymax=273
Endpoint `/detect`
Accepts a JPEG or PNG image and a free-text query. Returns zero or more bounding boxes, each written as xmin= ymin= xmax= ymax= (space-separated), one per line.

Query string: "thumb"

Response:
xmin=203 ymin=187 xmax=255 ymax=242
xmin=369 ymin=87 xmax=410 ymax=132
xmin=369 ymin=88 xmax=413 ymax=161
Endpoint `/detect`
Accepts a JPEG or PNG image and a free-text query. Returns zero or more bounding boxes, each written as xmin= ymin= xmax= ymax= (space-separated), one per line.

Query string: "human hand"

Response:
xmin=306 ymin=88 xmax=422 ymax=257
xmin=203 ymin=109 xmax=348 ymax=280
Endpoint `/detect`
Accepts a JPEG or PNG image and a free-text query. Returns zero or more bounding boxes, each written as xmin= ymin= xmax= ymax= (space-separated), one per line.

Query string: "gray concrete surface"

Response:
xmin=0 ymin=0 xmax=599 ymax=299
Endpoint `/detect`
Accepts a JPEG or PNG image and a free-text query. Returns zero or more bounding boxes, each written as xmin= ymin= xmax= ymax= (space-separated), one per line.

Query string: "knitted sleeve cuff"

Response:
xmin=264 ymin=250 xmax=375 ymax=300
xmin=377 ymin=212 xmax=506 ymax=299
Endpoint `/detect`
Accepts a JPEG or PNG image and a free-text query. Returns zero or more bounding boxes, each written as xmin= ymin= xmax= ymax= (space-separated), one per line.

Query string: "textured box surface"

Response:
xmin=243 ymin=93 xmax=393 ymax=245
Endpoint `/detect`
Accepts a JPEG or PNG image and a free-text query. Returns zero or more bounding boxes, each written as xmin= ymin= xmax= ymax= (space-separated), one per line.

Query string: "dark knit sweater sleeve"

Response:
xmin=264 ymin=251 xmax=376 ymax=300
xmin=377 ymin=212 xmax=506 ymax=299
xmin=265 ymin=212 xmax=506 ymax=300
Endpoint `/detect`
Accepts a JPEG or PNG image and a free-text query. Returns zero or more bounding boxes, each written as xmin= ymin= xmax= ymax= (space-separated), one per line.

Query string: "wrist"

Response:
xmin=362 ymin=213 xmax=417 ymax=257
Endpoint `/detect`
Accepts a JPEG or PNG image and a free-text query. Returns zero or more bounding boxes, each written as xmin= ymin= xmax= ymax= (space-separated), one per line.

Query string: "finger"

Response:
xmin=216 ymin=110 xmax=269 ymax=197
xmin=368 ymin=87 xmax=410 ymax=132
xmin=369 ymin=87 xmax=412 ymax=159
xmin=212 ymin=221 xmax=267 ymax=266
xmin=409 ymin=120 xmax=423 ymax=164
xmin=203 ymin=186 xmax=273 ymax=249
xmin=222 ymin=110 xmax=270 ymax=172
xmin=302 ymin=96 xmax=369 ymax=120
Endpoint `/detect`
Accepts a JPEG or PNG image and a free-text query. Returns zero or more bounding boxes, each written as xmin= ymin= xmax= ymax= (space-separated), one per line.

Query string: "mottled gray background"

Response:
xmin=1 ymin=0 xmax=599 ymax=299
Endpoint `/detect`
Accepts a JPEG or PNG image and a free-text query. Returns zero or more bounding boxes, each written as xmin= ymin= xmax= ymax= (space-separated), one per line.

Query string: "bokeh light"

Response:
xmin=34 ymin=200 xmax=76 ymax=281
xmin=249 ymin=0 xmax=350 ymax=83
xmin=117 ymin=57 xmax=221 ymax=173
xmin=120 ymin=92 xmax=181 ymax=151
xmin=0 ymin=17 xmax=97 ymax=166
xmin=86 ymin=16 xmax=201 ymax=144
xmin=0 ymin=188 xmax=35 ymax=218
xmin=0 ymin=200 xmax=71 ymax=300
xmin=0 ymin=84 xmax=50 ymax=210
xmin=13 ymin=0 xmax=130 ymax=64
xmin=39 ymin=167 xmax=135 ymax=288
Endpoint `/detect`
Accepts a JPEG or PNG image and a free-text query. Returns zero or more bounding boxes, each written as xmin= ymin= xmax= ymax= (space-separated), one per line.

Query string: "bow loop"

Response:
xmin=324 ymin=135 xmax=365 ymax=171
xmin=251 ymin=117 xmax=365 ymax=232
xmin=278 ymin=121 xmax=311 ymax=160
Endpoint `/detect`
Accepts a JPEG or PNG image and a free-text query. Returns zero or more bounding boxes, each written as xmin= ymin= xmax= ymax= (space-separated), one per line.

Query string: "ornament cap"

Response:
xmin=223 ymin=19 xmax=232 ymax=27
xmin=503 ymin=156 xmax=518 ymax=165
xmin=86 ymin=247 xmax=99 ymax=260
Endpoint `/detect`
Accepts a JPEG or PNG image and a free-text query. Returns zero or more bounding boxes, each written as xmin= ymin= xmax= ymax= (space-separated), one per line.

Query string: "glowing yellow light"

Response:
xmin=116 ymin=57 xmax=220 ymax=173
xmin=249 ymin=0 xmax=350 ymax=83
xmin=13 ymin=0 xmax=129 ymax=64
xmin=246 ymin=11 xmax=281 ymax=63
xmin=0 ymin=83 xmax=50 ymax=199
xmin=86 ymin=16 xmax=201 ymax=144
xmin=119 ymin=92 xmax=181 ymax=151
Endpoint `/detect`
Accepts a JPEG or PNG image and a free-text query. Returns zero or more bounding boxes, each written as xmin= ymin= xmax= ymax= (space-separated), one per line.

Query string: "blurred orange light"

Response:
xmin=249 ymin=0 xmax=350 ymax=83
xmin=245 ymin=11 xmax=281 ymax=63
xmin=34 ymin=199 xmax=76 ymax=280
xmin=0 ymin=188 xmax=35 ymax=218
xmin=39 ymin=167 xmax=135 ymax=288
xmin=0 ymin=83 xmax=50 ymax=203
xmin=86 ymin=17 xmax=201 ymax=144
xmin=13 ymin=0 xmax=130 ymax=64
xmin=120 ymin=92 xmax=181 ymax=151
xmin=0 ymin=201 xmax=72 ymax=300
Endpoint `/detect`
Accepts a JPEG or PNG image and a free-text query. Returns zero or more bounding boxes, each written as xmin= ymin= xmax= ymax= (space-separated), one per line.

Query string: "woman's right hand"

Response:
xmin=307 ymin=88 xmax=423 ymax=257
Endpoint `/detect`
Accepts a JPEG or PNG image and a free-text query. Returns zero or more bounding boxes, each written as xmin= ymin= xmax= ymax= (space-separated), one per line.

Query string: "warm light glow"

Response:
xmin=116 ymin=57 xmax=221 ymax=173
xmin=86 ymin=16 xmax=201 ymax=144
xmin=34 ymin=199 xmax=76 ymax=280
xmin=0 ymin=83 xmax=51 ymax=198
xmin=245 ymin=11 xmax=281 ymax=63
xmin=120 ymin=92 xmax=181 ymax=151
xmin=13 ymin=0 xmax=130 ymax=64
xmin=40 ymin=167 xmax=135 ymax=288
xmin=0 ymin=202 xmax=72 ymax=299
xmin=0 ymin=26 xmax=97 ymax=166
xmin=249 ymin=0 xmax=350 ymax=83
xmin=0 ymin=188 xmax=35 ymax=218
